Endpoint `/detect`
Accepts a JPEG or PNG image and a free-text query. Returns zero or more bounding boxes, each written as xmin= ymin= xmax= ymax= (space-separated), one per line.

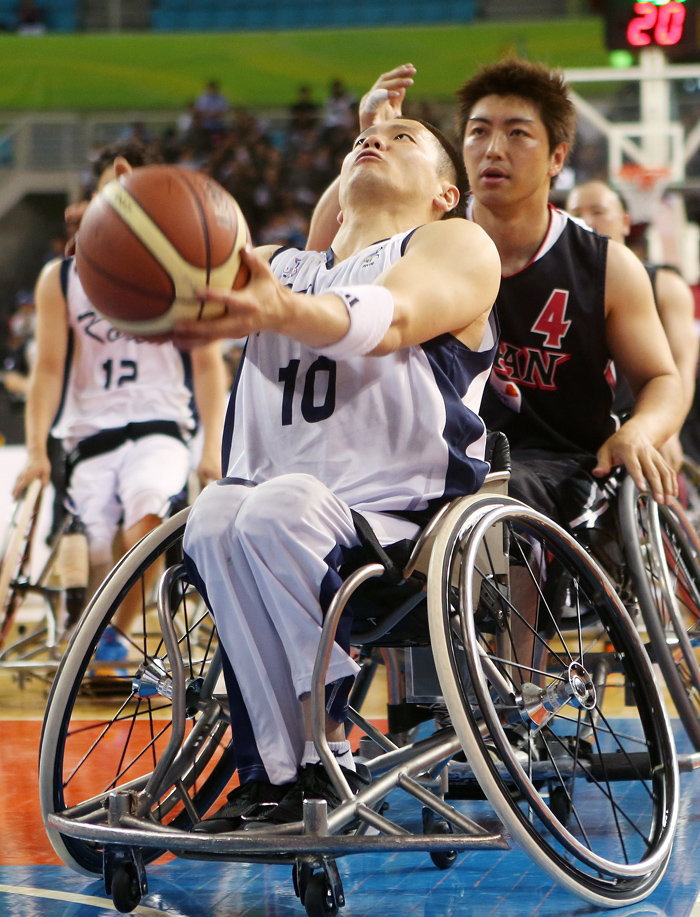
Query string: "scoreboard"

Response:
xmin=604 ymin=1 xmax=699 ymax=53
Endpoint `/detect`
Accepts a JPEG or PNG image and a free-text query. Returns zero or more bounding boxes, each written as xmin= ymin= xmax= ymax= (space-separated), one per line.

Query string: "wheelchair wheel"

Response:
xmin=0 ymin=479 xmax=44 ymax=645
xmin=428 ymin=500 xmax=678 ymax=908
xmin=620 ymin=478 xmax=700 ymax=749
xmin=678 ymin=457 xmax=700 ymax=532
xmin=39 ymin=508 xmax=234 ymax=876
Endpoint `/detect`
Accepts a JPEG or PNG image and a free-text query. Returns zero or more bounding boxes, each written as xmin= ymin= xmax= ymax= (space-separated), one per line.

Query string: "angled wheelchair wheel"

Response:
xmin=428 ymin=500 xmax=678 ymax=908
xmin=39 ymin=508 xmax=234 ymax=876
xmin=678 ymin=457 xmax=700 ymax=532
xmin=620 ymin=477 xmax=700 ymax=749
xmin=0 ymin=479 xmax=45 ymax=646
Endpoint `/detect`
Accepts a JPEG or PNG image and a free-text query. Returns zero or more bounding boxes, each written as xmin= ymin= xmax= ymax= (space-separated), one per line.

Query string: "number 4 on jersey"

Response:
xmin=531 ymin=289 xmax=571 ymax=349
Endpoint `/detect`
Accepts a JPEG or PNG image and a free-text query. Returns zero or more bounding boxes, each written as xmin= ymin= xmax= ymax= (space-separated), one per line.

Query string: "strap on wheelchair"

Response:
xmin=66 ymin=420 xmax=185 ymax=481
xmin=485 ymin=430 xmax=511 ymax=475
xmin=350 ymin=510 xmax=406 ymax=585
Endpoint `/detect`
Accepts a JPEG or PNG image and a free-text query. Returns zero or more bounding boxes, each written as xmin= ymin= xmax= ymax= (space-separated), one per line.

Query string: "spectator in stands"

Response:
xmin=322 ymin=78 xmax=357 ymax=133
xmin=194 ymin=79 xmax=229 ymax=138
xmin=289 ymin=84 xmax=318 ymax=134
xmin=1 ymin=290 xmax=36 ymax=399
xmin=17 ymin=0 xmax=45 ymax=34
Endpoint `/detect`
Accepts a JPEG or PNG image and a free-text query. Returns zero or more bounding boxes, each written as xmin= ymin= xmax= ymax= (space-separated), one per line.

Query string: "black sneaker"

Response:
xmin=247 ymin=762 xmax=371 ymax=827
xmin=193 ymin=780 xmax=290 ymax=834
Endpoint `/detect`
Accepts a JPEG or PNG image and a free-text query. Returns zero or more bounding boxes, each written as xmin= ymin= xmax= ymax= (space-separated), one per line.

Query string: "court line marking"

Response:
xmin=0 ymin=883 xmax=169 ymax=915
xmin=692 ymin=890 xmax=700 ymax=917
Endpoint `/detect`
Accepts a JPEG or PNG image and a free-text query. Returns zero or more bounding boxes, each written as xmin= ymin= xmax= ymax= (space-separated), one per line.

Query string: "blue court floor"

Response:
xmin=2 ymin=718 xmax=699 ymax=917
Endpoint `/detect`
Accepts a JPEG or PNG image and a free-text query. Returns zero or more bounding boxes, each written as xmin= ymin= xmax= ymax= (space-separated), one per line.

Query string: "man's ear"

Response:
xmin=435 ymin=183 xmax=459 ymax=216
xmin=548 ymin=142 xmax=567 ymax=180
xmin=622 ymin=210 xmax=631 ymax=239
xmin=113 ymin=156 xmax=133 ymax=179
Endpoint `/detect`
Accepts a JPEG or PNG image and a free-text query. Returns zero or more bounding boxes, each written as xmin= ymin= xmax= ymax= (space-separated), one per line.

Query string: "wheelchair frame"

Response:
xmin=0 ymin=480 xmax=78 ymax=678
xmin=39 ymin=477 xmax=684 ymax=914
xmin=618 ymin=475 xmax=700 ymax=750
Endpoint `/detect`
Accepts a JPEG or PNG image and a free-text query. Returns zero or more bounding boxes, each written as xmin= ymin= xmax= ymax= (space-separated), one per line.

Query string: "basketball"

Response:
xmin=75 ymin=165 xmax=250 ymax=335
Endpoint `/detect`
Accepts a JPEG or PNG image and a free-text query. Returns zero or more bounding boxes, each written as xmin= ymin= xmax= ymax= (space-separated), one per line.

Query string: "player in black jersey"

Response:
xmin=309 ymin=60 xmax=683 ymax=516
xmin=566 ymin=178 xmax=698 ymax=473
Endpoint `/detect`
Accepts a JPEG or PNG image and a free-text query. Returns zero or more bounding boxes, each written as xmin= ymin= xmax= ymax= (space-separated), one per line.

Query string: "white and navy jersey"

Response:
xmin=471 ymin=202 xmax=615 ymax=456
xmin=51 ymin=258 xmax=197 ymax=450
xmin=221 ymin=230 xmax=498 ymax=522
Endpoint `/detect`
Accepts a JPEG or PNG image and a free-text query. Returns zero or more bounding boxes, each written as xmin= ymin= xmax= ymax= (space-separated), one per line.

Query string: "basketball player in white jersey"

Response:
xmin=167 ymin=118 xmax=501 ymax=829
xmin=13 ymin=143 xmax=227 ymax=641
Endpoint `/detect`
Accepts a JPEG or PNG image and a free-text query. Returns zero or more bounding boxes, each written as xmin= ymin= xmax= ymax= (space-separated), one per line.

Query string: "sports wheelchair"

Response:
xmin=39 ymin=460 xmax=681 ymax=914
xmin=0 ymin=479 xmax=87 ymax=680
xmin=618 ymin=473 xmax=700 ymax=750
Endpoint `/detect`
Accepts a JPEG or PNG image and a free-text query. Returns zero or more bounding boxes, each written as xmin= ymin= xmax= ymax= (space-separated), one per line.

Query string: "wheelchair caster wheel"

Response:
xmin=293 ymin=861 xmax=314 ymax=905
xmin=422 ymin=807 xmax=457 ymax=870
xmin=429 ymin=820 xmax=457 ymax=870
xmin=110 ymin=862 xmax=142 ymax=913
xmin=304 ymin=872 xmax=338 ymax=917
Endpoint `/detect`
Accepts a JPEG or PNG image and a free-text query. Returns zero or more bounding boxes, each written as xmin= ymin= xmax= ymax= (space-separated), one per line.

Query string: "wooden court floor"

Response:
xmin=2 ymin=661 xmax=700 ymax=917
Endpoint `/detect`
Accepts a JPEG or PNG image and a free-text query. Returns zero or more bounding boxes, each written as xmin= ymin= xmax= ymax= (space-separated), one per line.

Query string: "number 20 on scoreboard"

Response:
xmin=605 ymin=0 xmax=699 ymax=53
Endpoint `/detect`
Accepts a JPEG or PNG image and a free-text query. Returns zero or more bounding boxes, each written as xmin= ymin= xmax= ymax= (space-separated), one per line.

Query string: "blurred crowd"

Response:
xmin=0 ymin=74 xmax=668 ymax=443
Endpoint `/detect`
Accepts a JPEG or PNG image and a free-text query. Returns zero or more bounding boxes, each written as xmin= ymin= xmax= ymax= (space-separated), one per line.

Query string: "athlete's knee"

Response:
xmin=235 ymin=474 xmax=332 ymax=541
xmin=184 ymin=480 xmax=250 ymax=552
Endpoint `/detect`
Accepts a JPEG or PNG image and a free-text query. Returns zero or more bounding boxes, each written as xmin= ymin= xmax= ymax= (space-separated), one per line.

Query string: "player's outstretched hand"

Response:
xmin=12 ymin=456 xmax=51 ymax=501
xmin=359 ymin=63 xmax=416 ymax=132
xmin=594 ymin=421 xmax=678 ymax=504
xmin=170 ymin=246 xmax=287 ymax=348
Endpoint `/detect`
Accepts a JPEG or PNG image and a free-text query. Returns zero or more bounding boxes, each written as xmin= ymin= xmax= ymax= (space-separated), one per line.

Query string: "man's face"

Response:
xmin=566 ymin=181 xmax=629 ymax=244
xmin=339 ymin=119 xmax=450 ymax=214
xmin=462 ymin=94 xmax=566 ymax=209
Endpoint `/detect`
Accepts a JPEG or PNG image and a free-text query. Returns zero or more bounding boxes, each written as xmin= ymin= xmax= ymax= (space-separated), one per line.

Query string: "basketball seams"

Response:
xmin=175 ymin=171 xmax=212 ymax=323
xmin=101 ymin=181 xmax=214 ymax=300
xmin=75 ymin=241 xmax=175 ymax=306
xmin=208 ymin=199 xmax=248 ymax=285
xmin=78 ymin=167 xmax=248 ymax=334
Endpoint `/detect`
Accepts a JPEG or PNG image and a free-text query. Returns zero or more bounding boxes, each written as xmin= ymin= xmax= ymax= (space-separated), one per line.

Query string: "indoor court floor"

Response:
xmin=2 ymin=661 xmax=700 ymax=917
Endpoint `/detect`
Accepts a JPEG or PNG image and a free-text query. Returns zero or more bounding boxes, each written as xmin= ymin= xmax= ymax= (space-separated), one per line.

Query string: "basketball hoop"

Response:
xmin=614 ymin=163 xmax=671 ymax=224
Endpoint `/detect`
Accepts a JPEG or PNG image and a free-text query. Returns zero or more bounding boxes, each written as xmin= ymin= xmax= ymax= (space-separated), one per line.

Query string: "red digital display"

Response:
xmin=627 ymin=1 xmax=686 ymax=46
xmin=604 ymin=0 xmax=698 ymax=54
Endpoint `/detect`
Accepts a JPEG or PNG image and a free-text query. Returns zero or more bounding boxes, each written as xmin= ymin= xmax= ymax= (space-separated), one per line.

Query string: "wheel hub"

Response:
xmin=519 ymin=661 xmax=597 ymax=729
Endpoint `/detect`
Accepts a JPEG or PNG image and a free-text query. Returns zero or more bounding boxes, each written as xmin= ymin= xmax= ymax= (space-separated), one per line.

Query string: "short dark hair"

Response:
xmin=456 ymin=58 xmax=576 ymax=155
xmin=91 ymin=139 xmax=163 ymax=180
xmin=412 ymin=118 xmax=469 ymax=220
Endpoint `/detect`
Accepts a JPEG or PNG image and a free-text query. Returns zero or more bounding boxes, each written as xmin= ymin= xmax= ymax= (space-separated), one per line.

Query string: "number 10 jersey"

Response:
xmin=222 ymin=230 xmax=499 ymax=522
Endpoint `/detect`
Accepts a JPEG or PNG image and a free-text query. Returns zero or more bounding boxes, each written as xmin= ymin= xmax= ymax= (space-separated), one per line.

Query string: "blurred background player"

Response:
xmin=12 ymin=140 xmax=227 ymax=654
xmin=566 ymin=179 xmax=698 ymax=472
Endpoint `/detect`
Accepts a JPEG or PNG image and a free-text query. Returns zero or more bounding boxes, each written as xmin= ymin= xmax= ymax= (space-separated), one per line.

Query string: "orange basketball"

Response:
xmin=75 ymin=165 xmax=249 ymax=335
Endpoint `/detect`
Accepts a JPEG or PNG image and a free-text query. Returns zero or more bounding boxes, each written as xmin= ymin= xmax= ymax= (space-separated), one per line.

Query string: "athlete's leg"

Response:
xmin=66 ymin=449 xmax=123 ymax=607
xmin=184 ymin=473 xmax=366 ymax=786
xmin=113 ymin=435 xmax=192 ymax=634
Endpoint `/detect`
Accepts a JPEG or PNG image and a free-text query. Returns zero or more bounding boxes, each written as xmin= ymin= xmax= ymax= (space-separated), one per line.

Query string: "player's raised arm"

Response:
xmin=367 ymin=220 xmax=499 ymax=354
xmin=307 ymin=64 xmax=417 ymax=252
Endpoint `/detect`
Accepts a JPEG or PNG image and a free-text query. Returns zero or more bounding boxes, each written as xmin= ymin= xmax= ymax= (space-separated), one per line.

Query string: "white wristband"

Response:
xmin=363 ymin=88 xmax=390 ymax=114
xmin=318 ymin=285 xmax=395 ymax=360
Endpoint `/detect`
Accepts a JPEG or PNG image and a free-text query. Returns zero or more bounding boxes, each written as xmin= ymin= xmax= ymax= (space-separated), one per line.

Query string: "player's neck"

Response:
xmin=472 ymin=193 xmax=552 ymax=277
xmin=331 ymin=208 xmax=424 ymax=262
